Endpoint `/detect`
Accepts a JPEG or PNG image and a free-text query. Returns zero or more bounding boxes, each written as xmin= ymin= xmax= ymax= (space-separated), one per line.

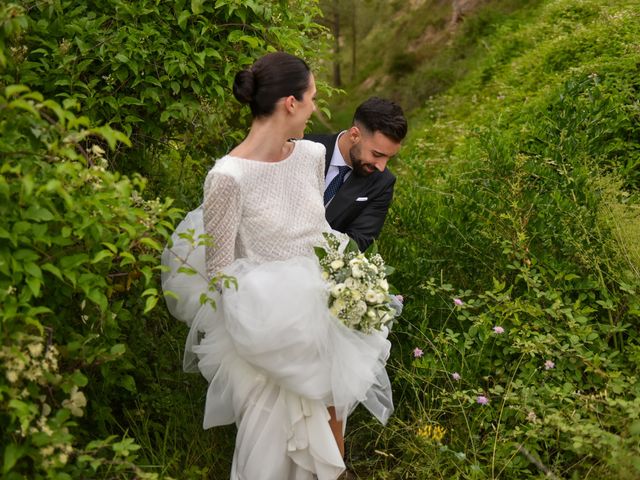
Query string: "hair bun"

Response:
xmin=233 ymin=69 xmax=255 ymax=104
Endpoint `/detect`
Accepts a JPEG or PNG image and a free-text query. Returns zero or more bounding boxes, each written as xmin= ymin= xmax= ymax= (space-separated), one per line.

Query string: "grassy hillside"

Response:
xmin=319 ymin=0 xmax=545 ymax=128
xmin=334 ymin=0 xmax=640 ymax=478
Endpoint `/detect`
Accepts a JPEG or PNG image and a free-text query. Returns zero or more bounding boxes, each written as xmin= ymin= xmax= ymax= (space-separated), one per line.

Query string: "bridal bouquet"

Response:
xmin=315 ymin=232 xmax=397 ymax=333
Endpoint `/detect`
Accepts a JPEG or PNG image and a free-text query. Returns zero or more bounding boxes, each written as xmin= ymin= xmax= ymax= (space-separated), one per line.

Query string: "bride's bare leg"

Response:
xmin=328 ymin=407 xmax=344 ymax=457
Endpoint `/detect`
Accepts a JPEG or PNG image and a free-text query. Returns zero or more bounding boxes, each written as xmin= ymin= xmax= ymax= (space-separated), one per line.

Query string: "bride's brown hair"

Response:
xmin=233 ymin=52 xmax=311 ymax=118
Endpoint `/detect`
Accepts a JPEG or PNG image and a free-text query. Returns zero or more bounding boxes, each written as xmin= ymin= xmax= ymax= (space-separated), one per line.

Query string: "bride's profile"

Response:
xmin=162 ymin=52 xmax=393 ymax=480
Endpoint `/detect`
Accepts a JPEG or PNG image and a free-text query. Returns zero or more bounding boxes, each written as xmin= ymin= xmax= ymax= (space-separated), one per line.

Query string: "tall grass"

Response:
xmin=344 ymin=0 xmax=640 ymax=478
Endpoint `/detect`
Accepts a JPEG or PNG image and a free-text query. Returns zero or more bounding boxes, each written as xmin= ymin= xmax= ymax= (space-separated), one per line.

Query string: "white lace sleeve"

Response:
xmin=202 ymin=171 xmax=241 ymax=278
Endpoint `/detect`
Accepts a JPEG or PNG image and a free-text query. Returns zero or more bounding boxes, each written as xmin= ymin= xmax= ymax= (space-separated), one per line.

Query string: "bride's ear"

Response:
xmin=283 ymin=95 xmax=296 ymax=114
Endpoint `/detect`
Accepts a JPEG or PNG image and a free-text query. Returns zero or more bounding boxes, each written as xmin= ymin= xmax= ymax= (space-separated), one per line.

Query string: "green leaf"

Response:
xmin=71 ymin=371 xmax=89 ymax=387
xmin=24 ymin=262 xmax=42 ymax=279
xmin=91 ymin=249 xmax=114 ymax=264
xmin=26 ymin=277 xmax=41 ymax=297
xmin=5 ymin=85 xmax=30 ymax=98
xmin=120 ymin=375 xmax=137 ymax=393
xmin=191 ymin=0 xmax=205 ymax=14
xmin=110 ymin=344 xmax=126 ymax=356
xmin=178 ymin=10 xmax=191 ymax=30
xmin=24 ymin=205 xmax=55 ymax=221
xmin=102 ymin=242 xmax=118 ymax=253
xmin=42 ymin=263 xmax=63 ymax=280
xmin=139 ymin=237 xmax=163 ymax=251
xmin=87 ymin=288 xmax=108 ymax=311
xmin=141 ymin=288 xmax=158 ymax=297
xmin=144 ymin=295 xmax=158 ymax=313
xmin=3 ymin=443 xmax=26 ymax=474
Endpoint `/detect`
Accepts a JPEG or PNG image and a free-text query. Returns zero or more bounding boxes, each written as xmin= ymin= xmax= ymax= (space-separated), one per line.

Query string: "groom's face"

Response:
xmin=349 ymin=127 xmax=401 ymax=176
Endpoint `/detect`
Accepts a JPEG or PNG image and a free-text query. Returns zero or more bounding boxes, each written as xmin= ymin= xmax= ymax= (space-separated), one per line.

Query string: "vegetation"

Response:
xmin=340 ymin=0 xmax=640 ymax=478
xmin=1 ymin=1 xmax=328 ymax=478
xmin=2 ymin=0 xmax=639 ymax=478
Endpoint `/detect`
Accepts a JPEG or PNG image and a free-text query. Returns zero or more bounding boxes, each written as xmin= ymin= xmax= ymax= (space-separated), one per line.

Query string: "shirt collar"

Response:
xmin=330 ymin=131 xmax=350 ymax=169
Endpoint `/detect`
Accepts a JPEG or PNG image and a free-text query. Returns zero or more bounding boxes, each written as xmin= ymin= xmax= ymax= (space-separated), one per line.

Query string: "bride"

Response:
xmin=162 ymin=52 xmax=393 ymax=480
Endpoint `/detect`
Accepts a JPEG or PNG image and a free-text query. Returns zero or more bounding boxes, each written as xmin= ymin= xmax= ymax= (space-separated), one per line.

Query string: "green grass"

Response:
xmin=326 ymin=0 xmax=640 ymax=478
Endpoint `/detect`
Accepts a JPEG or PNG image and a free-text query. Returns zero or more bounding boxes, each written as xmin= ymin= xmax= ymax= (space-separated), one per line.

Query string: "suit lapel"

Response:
xmin=323 ymin=134 xmax=338 ymax=175
xmin=326 ymin=172 xmax=371 ymax=223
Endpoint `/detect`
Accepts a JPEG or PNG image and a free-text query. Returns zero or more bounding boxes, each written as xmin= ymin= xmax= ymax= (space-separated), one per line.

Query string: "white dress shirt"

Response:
xmin=324 ymin=131 xmax=352 ymax=190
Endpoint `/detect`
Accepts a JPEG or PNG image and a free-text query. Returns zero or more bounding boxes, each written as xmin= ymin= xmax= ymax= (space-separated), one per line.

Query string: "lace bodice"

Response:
xmin=203 ymin=140 xmax=330 ymax=277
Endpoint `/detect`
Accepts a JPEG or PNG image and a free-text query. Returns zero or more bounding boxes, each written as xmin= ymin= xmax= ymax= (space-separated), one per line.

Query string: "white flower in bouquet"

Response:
xmin=330 ymin=259 xmax=344 ymax=271
xmin=364 ymin=290 xmax=376 ymax=303
xmin=315 ymin=232 xmax=399 ymax=333
xmin=331 ymin=283 xmax=346 ymax=297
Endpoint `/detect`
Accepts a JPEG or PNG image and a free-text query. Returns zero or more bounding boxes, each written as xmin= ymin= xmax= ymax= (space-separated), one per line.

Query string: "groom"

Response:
xmin=306 ymin=97 xmax=408 ymax=251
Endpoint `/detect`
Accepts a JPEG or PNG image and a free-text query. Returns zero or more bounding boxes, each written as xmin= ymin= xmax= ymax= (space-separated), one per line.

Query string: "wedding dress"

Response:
xmin=161 ymin=140 xmax=393 ymax=480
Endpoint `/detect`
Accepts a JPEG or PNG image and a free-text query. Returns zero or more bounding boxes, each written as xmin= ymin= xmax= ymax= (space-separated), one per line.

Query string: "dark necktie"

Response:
xmin=324 ymin=165 xmax=351 ymax=205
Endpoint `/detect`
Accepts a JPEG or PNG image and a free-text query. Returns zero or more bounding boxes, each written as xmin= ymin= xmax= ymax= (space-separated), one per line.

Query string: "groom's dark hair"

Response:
xmin=233 ymin=52 xmax=311 ymax=118
xmin=353 ymin=97 xmax=408 ymax=142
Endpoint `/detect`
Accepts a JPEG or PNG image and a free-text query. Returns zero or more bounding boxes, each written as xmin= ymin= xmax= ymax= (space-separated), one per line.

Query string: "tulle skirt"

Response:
xmin=161 ymin=207 xmax=393 ymax=480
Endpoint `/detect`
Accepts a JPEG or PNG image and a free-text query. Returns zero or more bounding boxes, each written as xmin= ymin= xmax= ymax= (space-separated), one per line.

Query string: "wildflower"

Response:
xmin=62 ymin=387 xmax=87 ymax=417
xmin=413 ymin=347 xmax=424 ymax=358
xmin=453 ymin=298 xmax=463 ymax=306
xmin=544 ymin=360 xmax=555 ymax=370
xmin=28 ymin=343 xmax=44 ymax=357
xmin=417 ymin=423 xmax=446 ymax=442
xmin=476 ymin=395 xmax=489 ymax=405
xmin=452 ymin=372 xmax=461 ymax=381
xmin=395 ymin=294 xmax=404 ymax=303
xmin=40 ymin=446 xmax=55 ymax=457
xmin=527 ymin=411 xmax=537 ymax=422
xmin=492 ymin=326 xmax=505 ymax=334
xmin=91 ymin=144 xmax=106 ymax=156
xmin=6 ymin=370 xmax=19 ymax=383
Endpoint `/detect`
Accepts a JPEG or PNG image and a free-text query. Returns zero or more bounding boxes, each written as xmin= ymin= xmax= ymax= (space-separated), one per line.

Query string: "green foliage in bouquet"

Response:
xmin=0 ymin=84 xmax=182 ymax=478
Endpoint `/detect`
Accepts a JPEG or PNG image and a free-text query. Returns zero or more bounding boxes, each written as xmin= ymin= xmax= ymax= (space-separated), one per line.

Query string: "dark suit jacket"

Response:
xmin=305 ymin=133 xmax=396 ymax=251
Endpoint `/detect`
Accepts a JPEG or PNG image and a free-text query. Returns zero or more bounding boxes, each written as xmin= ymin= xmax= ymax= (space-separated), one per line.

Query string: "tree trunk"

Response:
xmin=351 ymin=0 xmax=356 ymax=81
xmin=333 ymin=0 xmax=342 ymax=87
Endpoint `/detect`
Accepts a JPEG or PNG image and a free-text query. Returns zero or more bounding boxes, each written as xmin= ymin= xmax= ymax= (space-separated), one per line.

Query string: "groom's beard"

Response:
xmin=349 ymin=143 xmax=377 ymax=177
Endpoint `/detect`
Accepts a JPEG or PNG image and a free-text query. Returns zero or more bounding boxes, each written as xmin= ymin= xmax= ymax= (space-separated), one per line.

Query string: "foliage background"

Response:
xmin=326 ymin=0 xmax=640 ymax=479
xmin=2 ymin=0 xmax=640 ymax=479
xmin=1 ymin=1 xmax=329 ymax=478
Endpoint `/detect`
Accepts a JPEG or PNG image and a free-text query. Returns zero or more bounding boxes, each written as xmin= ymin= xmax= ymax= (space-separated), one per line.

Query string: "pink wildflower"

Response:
xmin=492 ymin=326 xmax=505 ymax=334
xmin=476 ymin=395 xmax=489 ymax=405
xmin=453 ymin=298 xmax=463 ymax=306
xmin=452 ymin=372 xmax=461 ymax=381
xmin=544 ymin=360 xmax=555 ymax=370
xmin=395 ymin=294 xmax=404 ymax=303
xmin=413 ymin=347 xmax=424 ymax=358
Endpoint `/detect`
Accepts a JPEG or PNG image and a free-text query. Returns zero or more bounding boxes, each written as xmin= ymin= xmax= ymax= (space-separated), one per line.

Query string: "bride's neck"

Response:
xmin=230 ymin=118 xmax=292 ymax=163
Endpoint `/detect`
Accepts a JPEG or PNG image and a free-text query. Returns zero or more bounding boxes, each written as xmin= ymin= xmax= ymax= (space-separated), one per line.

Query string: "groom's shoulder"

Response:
xmin=303 ymin=132 xmax=335 ymax=145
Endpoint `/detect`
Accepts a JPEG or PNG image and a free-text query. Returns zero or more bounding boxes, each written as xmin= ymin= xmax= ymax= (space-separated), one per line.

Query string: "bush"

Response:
xmin=0 ymin=85 xmax=181 ymax=478
xmin=1 ymin=0 xmax=330 ymax=201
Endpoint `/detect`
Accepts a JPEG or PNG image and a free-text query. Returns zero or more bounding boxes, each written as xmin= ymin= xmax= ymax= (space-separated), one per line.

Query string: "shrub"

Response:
xmin=0 ymin=85 xmax=181 ymax=478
